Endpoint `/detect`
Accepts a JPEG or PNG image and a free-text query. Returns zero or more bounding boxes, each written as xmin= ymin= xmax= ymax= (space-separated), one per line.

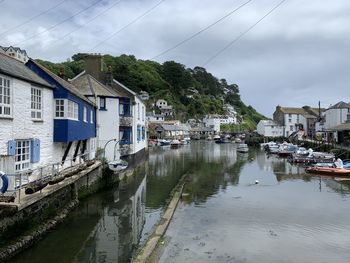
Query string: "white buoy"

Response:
xmin=255 ymin=180 xmax=259 ymax=184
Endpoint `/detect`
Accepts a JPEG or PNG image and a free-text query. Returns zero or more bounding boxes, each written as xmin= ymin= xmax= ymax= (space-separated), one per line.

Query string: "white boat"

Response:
xmin=108 ymin=159 xmax=128 ymax=172
xmin=237 ymin=143 xmax=249 ymax=153
xmin=235 ymin=137 xmax=242 ymax=143
xmin=170 ymin=139 xmax=181 ymax=148
xmin=206 ymin=135 xmax=213 ymax=140
xmin=213 ymin=135 xmax=221 ymax=141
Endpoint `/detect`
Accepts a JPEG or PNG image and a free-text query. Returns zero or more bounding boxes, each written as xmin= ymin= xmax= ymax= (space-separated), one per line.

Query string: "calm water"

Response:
xmin=9 ymin=142 xmax=350 ymax=263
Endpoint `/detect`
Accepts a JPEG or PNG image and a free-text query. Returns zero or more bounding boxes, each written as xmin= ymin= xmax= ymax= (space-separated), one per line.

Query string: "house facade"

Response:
xmin=203 ymin=115 xmax=221 ymax=133
xmin=273 ymin=105 xmax=323 ymax=137
xmin=81 ymin=55 xmax=147 ymax=160
xmin=257 ymin=120 xmax=283 ymax=137
xmin=0 ymin=46 xmax=29 ymax=63
xmin=26 ymin=60 xmax=97 ymax=167
xmin=155 ymin=99 xmax=173 ymax=117
xmin=71 ymin=72 xmax=120 ymax=161
xmin=324 ymin=101 xmax=350 ymax=130
xmin=0 ymin=53 xmax=54 ymax=190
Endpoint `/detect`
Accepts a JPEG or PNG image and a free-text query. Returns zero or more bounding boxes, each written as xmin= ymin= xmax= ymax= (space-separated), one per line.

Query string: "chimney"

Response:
xmin=84 ymin=53 xmax=103 ymax=82
xmin=105 ymin=65 xmax=113 ymax=87
xmin=58 ymin=67 xmax=66 ymax=80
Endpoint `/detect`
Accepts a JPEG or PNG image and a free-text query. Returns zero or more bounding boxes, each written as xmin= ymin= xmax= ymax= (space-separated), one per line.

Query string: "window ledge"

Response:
xmin=0 ymin=116 xmax=13 ymax=120
xmin=32 ymin=119 xmax=44 ymax=123
xmin=99 ymin=108 xmax=107 ymax=111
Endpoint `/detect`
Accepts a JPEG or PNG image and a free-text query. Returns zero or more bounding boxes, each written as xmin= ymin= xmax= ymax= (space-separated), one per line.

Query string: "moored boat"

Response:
xmin=108 ymin=159 xmax=128 ymax=172
xmin=237 ymin=143 xmax=249 ymax=153
xmin=305 ymin=166 xmax=350 ymax=176
xmin=170 ymin=139 xmax=181 ymax=148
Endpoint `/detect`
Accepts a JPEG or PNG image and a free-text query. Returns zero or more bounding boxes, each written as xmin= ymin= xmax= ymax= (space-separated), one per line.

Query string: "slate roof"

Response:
xmin=0 ymin=53 xmax=52 ymax=88
xmin=328 ymin=101 xmax=350 ymax=109
xmin=31 ymin=60 xmax=95 ymax=106
xmin=278 ymin=106 xmax=323 ymax=118
xmin=71 ymin=73 xmax=118 ymax=97
xmin=159 ymin=124 xmax=190 ymax=131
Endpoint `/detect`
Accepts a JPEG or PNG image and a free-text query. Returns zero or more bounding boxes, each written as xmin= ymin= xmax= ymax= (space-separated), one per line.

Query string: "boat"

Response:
xmin=234 ymin=137 xmax=242 ymax=143
xmin=159 ymin=139 xmax=171 ymax=146
xmin=305 ymin=166 xmax=350 ymax=176
xmin=278 ymin=145 xmax=298 ymax=157
xmin=170 ymin=139 xmax=181 ymax=148
xmin=213 ymin=135 xmax=221 ymax=142
xmin=206 ymin=135 xmax=213 ymax=140
xmin=108 ymin=159 xmax=128 ymax=172
xmin=237 ymin=143 xmax=249 ymax=153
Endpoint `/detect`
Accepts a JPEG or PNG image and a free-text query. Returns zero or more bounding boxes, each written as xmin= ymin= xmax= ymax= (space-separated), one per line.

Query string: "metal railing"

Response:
xmin=0 ymin=151 xmax=95 ymax=204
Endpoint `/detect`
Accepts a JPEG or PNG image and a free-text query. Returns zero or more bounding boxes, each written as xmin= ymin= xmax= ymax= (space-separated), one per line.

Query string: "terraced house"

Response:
xmin=74 ymin=54 xmax=147 ymax=163
xmin=0 ymin=53 xmax=55 ymax=190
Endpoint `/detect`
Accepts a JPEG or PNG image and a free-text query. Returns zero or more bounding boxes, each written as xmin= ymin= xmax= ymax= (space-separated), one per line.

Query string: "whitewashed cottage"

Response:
xmin=0 ymin=53 xmax=54 ymax=190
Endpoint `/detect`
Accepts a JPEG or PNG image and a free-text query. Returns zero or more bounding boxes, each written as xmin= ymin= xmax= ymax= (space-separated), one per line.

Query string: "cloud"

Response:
xmin=1 ymin=0 xmax=349 ymax=116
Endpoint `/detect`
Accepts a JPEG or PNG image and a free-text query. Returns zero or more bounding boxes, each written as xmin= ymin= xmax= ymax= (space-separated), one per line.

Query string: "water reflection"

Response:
xmin=159 ymin=143 xmax=350 ymax=263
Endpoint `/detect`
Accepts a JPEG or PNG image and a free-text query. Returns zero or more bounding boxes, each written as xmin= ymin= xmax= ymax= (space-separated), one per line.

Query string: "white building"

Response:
xmin=0 ymin=46 xmax=29 ymax=63
xmin=146 ymin=112 xmax=165 ymax=122
xmin=0 ymin=53 xmax=54 ymax=190
xmin=139 ymin=90 xmax=150 ymax=101
xmin=324 ymin=101 xmax=350 ymax=129
xmin=203 ymin=115 xmax=221 ymax=133
xmin=155 ymin=99 xmax=173 ymax=117
xmin=72 ymin=73 xmax=120 ymax=161
xmin=78 ymin=54 xmax=147 ymax=160
xmin=257 ymin=120 xmax=283 ymax=137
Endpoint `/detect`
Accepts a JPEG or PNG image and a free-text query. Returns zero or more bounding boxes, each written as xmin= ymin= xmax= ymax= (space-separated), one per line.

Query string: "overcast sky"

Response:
xmin=1 ymin=0 xmax=349 ymax=116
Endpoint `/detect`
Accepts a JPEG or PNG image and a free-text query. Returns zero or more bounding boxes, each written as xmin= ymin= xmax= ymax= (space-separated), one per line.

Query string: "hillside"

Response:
xmin=36 ymin=53 xmax=265 ymax=130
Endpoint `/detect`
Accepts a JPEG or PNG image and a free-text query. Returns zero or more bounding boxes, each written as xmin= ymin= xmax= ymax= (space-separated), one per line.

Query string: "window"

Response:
xmin=67 ymin=100 xmax=78 ymax=120
xmin=0 ymin=76 xmax=11 ymax=117
xmin=100 ymin=97 xmax=106 ymax=110
xmin=90 ymin=110 xmax=93 ymax=124
xmin=55 ymin=99 xmax=65 ymax=118
xmin=15 ymin=140 xmax=31 ymax=171
xmin=288 ymin=114 xmax=292 ymax=117
xmin=119 ymin=126 xmax=132 ymax=145
xmin=119 ymin=98 xmax=131 ymax=116
xmin=289 ymin=119 xmax=292 ymax=123
xmin=31 ymin=87 xmax=42 ymax=120
xmin=142 ymin=126 xmax=145 ymax=140
xmin=290 ymin=125 xmax=294 ymax=131
xmin=137 ymin=125 xmax=141 ymax=141
xmin=83 ymin=107 xmax=87 ymax=122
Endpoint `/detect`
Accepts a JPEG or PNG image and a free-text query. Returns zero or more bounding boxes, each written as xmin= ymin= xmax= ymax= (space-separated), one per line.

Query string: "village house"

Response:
xmin=71 ymin=70 xmax=120 ymax=162
xmin=257 ymin=120 xmax=283 ymax=137
xmin=146 ymin=112 xmax=165 ymax=122
xmin=155 ymin=124 xmax=190 ymax=139
xmin=0 ymin=46 xmax=29 ymax=63
xmin=0 ymin=53 xmax=55 ymax=190
xmin=155 ymin=99 xmax=173 ymax=117
xmin=273 ymin=105 xmax=323 ymax=138
xmin=203 ymin=115 xmax=221 ymax=133
xmin=323 ymin=101 xmax=350 ymax=144
xmin=139 ymin=90 xmax=150 ymax=101
xmin=76 ymin=54 xmax=147 ymax=161
xmin=26 ymin=60 xmax=97 ymax=168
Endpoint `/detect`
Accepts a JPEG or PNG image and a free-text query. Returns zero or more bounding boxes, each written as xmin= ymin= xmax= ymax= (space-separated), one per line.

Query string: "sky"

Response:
xmin=1 ymin=0 xmax=349 ymax=117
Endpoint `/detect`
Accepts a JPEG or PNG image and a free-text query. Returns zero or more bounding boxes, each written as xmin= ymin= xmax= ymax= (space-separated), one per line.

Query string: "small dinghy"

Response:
xmin=108 ymin=159 xmax=128 ymax=172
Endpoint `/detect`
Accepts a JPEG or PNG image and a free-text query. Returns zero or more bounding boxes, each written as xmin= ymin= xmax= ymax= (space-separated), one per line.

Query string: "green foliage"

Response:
xmin=36 ymin=53 xmax=265 ymax=126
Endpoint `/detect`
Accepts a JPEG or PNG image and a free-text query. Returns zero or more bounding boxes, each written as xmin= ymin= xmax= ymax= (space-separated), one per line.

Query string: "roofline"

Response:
xmin=0 ymin=69 xmax=53 ymax=89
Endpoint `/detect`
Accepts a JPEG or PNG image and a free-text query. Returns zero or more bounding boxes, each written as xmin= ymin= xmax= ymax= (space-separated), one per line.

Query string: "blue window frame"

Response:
xmin=137 ymin=125 xmax=141 ymax=142
xmin=119 ymin=98 xmax=132 ymax=116
xmin=119 ymin=126 xmax=132 ymax=145
xmin=141 ymin=126 xmax=145 ymax=140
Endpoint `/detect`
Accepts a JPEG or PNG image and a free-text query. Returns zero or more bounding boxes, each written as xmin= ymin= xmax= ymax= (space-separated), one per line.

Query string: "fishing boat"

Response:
xmin=108 ymin=159 xmax=128 ymax=172
xmin=237 ymin=143 xmax=249 ymax=153
xmin=159 ymin=139 xmax=171 ymax=146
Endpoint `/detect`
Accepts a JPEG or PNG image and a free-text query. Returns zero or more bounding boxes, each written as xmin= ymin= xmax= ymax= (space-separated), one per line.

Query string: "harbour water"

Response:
xmin=9 ymin=141 xmax=350 ymax=262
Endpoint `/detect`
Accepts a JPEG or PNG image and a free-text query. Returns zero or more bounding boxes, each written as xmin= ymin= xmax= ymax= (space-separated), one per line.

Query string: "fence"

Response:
xmin=1 ymin=152 xmax=95 ymax=203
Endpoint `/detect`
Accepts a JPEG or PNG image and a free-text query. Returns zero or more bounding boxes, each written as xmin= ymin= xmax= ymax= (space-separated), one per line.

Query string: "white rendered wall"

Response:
xmin=325 ymin=108 xmax=350 ymax=129
xmin=133 ymin=97 xmax=147 ymax=154
xmin=0 ymin=76 xmax=54 ymax=189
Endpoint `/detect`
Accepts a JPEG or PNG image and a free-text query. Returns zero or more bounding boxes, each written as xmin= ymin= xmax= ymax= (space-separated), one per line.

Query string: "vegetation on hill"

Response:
xmin=36 ymin=53 xmax=265 ymax=129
